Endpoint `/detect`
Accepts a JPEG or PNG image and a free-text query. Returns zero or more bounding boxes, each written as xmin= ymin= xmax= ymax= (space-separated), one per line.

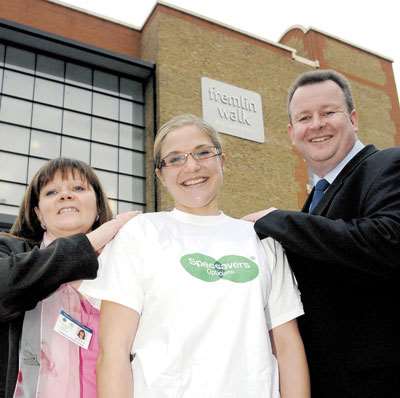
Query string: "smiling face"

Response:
xmin=156 ymin=124 xmax=224 ymax=216
xmin=288 ymin=80 xmax=358 ymax=177
xmin=34 ymin=170 xmax=98 ymax=239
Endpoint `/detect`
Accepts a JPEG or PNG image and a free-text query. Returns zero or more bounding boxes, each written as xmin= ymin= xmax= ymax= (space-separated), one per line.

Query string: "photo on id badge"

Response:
xmin=54 ymin=310 xmax=92 ymax=350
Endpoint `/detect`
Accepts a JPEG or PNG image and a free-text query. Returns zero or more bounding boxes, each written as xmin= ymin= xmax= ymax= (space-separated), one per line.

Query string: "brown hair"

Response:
xmin=287 ymin=69 xmax=355 ymax=121
xmin=154 ymin=114 xmax=223 ymax=169
xmin=10 ymin=157 xmax=113 ymax=242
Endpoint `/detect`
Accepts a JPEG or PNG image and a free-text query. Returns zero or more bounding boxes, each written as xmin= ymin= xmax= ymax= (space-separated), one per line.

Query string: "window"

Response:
xmin=0 ymin=25 xmax=153 ymax=223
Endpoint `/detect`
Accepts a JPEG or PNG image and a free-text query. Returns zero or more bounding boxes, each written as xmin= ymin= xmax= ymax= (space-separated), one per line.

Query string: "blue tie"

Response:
xmin=309 ymin=179 xmax=330 ymax=213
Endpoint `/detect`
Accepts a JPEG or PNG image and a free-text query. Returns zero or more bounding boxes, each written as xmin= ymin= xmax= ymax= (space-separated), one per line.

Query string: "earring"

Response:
xmin=95 ymin=214 xmax=99 ymax=221
xmin=41 ymin=223 xmax=47 ymax=230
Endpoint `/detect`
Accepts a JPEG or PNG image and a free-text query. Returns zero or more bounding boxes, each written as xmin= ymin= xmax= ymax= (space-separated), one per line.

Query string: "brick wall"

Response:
xmin=0 ymin=0 xmax=141 ymax=58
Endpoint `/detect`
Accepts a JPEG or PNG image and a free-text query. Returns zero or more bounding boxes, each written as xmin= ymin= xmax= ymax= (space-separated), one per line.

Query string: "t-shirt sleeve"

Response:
xmin=79 ymin=217 xmax=146 ymax=314
xmin=262 ymin=237 xmax=304 ymax=330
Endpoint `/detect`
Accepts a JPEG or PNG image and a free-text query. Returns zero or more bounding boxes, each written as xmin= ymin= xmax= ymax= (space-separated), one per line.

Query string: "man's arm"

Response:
xmin=246 ymin=155 xmax=400 ymax=278
xmin=270 ymin=320 xmax=310 ymax=398
xmin=255 ymin=207 xmax=400 ymax=277
xmin=97 ymin=300 xmax=140 ymax=398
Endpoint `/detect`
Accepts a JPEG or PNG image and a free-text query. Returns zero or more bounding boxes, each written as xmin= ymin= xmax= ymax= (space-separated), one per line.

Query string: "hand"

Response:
xmin=86 ymin=211 xmax=141 ymax=253
xmin=242 ymin=207 xmax=277 ymax=223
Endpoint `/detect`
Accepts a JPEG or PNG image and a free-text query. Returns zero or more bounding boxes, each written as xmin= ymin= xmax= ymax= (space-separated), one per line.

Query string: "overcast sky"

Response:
xmin=57 ymin=0 xmax=399 ymax=96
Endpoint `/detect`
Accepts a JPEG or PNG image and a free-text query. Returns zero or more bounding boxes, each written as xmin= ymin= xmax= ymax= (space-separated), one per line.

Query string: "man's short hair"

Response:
xmin=287 ymin=69 xmax=355 ymax=121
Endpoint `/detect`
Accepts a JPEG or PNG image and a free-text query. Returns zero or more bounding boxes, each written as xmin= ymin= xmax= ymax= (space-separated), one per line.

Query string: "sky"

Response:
xmin=57 ymin=0 xmax=399 ymax=95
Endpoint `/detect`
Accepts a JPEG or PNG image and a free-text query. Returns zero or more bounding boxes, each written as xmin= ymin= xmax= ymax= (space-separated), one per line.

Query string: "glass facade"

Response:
xmin=0 ymin=41 xmax=147 ymax=218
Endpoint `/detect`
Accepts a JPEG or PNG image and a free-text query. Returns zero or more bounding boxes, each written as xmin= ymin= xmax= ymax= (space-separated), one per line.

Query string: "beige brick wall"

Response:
xmin=352 ymin=82 xmax=397 ymax=148
xmin=142 ymin=9 xmax=311 ymax=217
xmin=324 ymin=38 xmax=387 ymax=85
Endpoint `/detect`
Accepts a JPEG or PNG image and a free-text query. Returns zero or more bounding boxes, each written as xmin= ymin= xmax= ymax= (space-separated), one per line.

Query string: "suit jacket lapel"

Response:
xmin=302 ymin=145 xmax=378 ymax=214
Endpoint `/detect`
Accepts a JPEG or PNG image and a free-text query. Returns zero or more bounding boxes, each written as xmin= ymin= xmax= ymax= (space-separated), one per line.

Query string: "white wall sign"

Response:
xmin=201 ymin=77 xmax=265 ymax=143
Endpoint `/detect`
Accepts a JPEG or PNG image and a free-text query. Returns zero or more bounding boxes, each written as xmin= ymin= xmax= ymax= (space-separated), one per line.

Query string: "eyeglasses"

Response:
xmin=158 ymin=146 xmax=221 ymax=169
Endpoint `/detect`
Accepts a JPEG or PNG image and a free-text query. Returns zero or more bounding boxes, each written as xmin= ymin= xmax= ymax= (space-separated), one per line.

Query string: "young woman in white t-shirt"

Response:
xmin=80 ymin=114 xmax=310 ymax=398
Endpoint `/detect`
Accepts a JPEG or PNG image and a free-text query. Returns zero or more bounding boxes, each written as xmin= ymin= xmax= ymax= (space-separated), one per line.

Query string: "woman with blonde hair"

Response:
xmin=81 ymin=115 xmax=310 ymax=398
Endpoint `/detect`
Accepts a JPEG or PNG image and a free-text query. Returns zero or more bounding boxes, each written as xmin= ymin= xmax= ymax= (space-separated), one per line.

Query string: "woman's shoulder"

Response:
xmin=223 ymin=214 xmax=259 ymax=232
xmin=118 ymin=211 xmax=171 ymax=234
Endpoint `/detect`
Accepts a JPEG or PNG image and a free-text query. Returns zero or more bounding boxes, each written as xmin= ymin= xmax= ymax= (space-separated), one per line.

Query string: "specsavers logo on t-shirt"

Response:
xmin=180 ymin=253 xmax=259 ymax=283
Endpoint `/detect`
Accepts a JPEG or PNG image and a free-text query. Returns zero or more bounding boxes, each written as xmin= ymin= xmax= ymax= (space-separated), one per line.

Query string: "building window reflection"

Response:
xmin=0 ymin=41 xmax=147 ymax=217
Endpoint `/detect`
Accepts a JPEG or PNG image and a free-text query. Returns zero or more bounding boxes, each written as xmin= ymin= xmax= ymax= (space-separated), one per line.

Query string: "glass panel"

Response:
xmin=94 ymin=70 xmax=118 ymax=95
xmin=119 ymin=99 xmax=132 ymax=124
xmin=0 ymin=181 xmax=26 ymax=206
xmin=0 ymin=97 xmax=32 ymax=126
xmin=28 ymin=157 xmax=48 ymax=181
xmin=91 ymin=143 xmax=118 ymax=171
xmin=61 ymin=137 xmax=90 ymax=163
xmin=65 ymin=63 xmax=92 ymax=88
xmin=2 ymin=70 xmax=34 ymax=100
xmin=5 ymin=46 xmax=35 ymax=73
xmin=92 ymin=118 xmax=118 ymax=145
xmin=120 ymin=77 xmax=143 ymax=102
xmin=32 ymin=104 xmax=62 ymax=132
xmin=36 ymin=55 xmax=64 ymax=81
xmin=95 ymin=170 xmax=118 ymax=198
xmin=119 ymin=124 xmax=145 ymax=151
xmin=118 ymin=201 xmax=144 ymax=213
xmin=118 ymin=175 xmax=145 ymax=203
xmin=63 ymin=111 xmax=91 ymax=139
xmin=0 ymin=204 xmax=19 ymax=216
xmin=34 ymin=78 xmax=64 ymax=106
xmin=93 ymin=93 xmax=118 ymax=119
xmin=0 ymin=123 xmax=30 ymax=153
xmin=64 ymin=85 xmax=92 ymax=113
xmin=120 ymin=124 xmax=143 ymax=150
xmin=30 ymin=130 xmax=61 ymax=158
xmin=0 ymin=69 xmax=3 ymax=90
xmin=119 ymin=149 xmax=145 ymax=176
xmin=108 ymin=199 xmax=117 ymax=216
xmin=132 ymin=102 xmax=144 ymax=126
xmin=0 ymin=44 xmax=4 ymax=66
xmin=0 ymin=152 xmax=28 ymax=183
xmin=120 ymin=100 xmax=144 ymax=126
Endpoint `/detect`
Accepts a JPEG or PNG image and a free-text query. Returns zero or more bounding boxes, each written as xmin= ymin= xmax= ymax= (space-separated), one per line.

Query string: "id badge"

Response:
xmin=54 ymin=310 xmax=93 ymax=350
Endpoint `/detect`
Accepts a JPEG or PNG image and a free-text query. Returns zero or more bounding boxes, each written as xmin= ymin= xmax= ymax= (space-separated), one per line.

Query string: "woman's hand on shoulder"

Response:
xmin=86 ymin=211 xmax=141 ymax=254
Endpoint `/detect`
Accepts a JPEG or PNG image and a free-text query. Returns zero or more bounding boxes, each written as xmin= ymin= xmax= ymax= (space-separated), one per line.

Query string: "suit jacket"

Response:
xmin=254 ymin=145 xmax=400 ymax=397
xmin=0 ymin=234 xmax=98 ymax=398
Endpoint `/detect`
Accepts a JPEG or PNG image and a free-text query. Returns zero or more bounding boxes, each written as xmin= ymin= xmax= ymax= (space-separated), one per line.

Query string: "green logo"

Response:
xmin=180 ymin=253 xmax=259 ymax=283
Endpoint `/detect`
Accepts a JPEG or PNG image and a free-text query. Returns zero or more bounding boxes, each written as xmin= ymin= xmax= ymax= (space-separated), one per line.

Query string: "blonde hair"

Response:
xmin=154 ymin=114 xmax=222 ymax=168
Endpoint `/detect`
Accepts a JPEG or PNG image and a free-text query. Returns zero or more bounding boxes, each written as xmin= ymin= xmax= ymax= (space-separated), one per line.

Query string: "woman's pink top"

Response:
xmin=79 ymin=296 xmax=99 ymax=398
xmin=14 ymin=285 xmax=100 ymax=398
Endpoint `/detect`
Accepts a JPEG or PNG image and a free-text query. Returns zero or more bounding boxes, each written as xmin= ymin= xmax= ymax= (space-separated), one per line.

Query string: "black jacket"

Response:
xmin=254 ymin=145 xmax=400 ymax=397
xmin=0 ymin=234 xmax=98 ymax=398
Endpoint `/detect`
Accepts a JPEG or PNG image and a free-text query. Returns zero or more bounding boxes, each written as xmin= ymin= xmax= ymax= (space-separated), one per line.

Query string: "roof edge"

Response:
xmin=45 ymin=1 xmax=321 ymax=68
xmin=157 ymin=1 xmax=295 ymax=54
xmin=46 ymin=0 xmax=142 ymax=30
xmin=280 ymin=24 xmax=393 ymax=62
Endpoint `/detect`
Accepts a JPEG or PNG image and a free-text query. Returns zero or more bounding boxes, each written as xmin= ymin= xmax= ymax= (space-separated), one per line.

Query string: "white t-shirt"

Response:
xmin=80 ymin=209 xmax=303 ymax=398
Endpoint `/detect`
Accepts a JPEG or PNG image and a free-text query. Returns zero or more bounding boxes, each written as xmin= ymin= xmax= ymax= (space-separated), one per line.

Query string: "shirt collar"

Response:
xmin=312 ymin=140 xmax=365 ymax=186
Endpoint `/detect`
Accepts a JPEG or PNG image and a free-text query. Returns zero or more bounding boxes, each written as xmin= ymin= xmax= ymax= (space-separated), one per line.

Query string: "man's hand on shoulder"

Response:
xmin=242 ymin=207 xmax=278 ymax=223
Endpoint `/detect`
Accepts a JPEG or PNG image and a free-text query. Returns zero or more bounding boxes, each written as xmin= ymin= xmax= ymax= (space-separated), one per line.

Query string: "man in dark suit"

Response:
xmin=244 ymin=69 xmax=400 ymax=397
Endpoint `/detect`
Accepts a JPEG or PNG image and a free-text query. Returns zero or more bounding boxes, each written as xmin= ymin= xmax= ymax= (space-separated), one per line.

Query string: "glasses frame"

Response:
xmin=158 ymin=145 xmax=222 ymax=169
